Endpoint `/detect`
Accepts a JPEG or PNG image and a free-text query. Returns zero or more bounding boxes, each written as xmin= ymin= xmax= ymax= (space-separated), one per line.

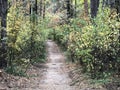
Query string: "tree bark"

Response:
xmin=74 ymin=0 xmax=77 ymax=17
xmin=35 ymin=0 xmax=37 ymax=15
xmin=66 ymin=0 xmax=71 ymax=19
xmin=39 ymin=0 xmax=43 ymax=16
xmin=90 ymin=0 xmax=100 ymax=18
xmin=84 ymin=0 xmax=89 ymax=16
xmin=43 ymin=0 xmax=46 ymax=18
xmin=0 ymin=0 xmax=8 ymax=68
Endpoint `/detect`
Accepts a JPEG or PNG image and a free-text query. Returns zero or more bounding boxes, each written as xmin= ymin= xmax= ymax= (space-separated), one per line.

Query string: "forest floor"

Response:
xmin=0 ymin=40 xmax=119 ymax=90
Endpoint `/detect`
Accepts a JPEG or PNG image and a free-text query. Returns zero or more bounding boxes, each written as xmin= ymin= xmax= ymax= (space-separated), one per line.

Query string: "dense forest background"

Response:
xmin=0 ymin=0 xmax=120 ymax=85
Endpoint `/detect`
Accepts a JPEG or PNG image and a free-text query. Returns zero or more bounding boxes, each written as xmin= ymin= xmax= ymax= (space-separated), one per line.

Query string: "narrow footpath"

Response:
xmin=39 ymin=40 xmax=77 ymax=90
xmin=0 ymin=40 xmax=108 ymax=90
xmin=0 ymin=40 xmax=78 ymax=90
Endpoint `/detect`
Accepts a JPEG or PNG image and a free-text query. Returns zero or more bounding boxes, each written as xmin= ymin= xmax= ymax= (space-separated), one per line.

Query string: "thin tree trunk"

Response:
xmin=43 ymin=0 xmax=46 ymax=19
xmin=66 ymin=0 xmax=71 ymax=19
xmin=74 ymin=0 xmax=77 ymax=17
xmin=40 ymin=0 xmax=42 ymax=17
xmin=35 ymin=0 xmax=37 ymax=15
xmin=0 ymin=0 xmax=8 ymax=68
xmin=84 ymin=0 xmax=89 ymax=16
xmin=90 ymin=0 xmax=100 ymax=18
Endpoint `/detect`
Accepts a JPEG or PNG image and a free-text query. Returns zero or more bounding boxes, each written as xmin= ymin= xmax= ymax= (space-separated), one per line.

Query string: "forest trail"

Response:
xmin=39 ymin=40 xmax=78 ymax=90
xmin=0 ymin=40 xmax=78 ymax=90
xmin=0 ymin=40 xmax=108 ymax=90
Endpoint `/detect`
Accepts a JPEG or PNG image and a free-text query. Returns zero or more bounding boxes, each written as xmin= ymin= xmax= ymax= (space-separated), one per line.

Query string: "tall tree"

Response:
xmin=90 ymin=0 xmax=100 ymax=18
xmin=0 ymin=0 xmax=8 ymax=68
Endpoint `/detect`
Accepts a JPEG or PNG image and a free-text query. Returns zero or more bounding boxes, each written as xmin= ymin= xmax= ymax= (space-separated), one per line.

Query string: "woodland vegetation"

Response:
xmin=49 ymin=0 xmax=120 ymax=80
xmin=0 ymin=0 xmax=120 ymax=85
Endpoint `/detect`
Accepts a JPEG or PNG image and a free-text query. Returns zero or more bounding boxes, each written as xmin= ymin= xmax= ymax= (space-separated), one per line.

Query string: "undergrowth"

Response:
xmin=5 ymin=2 xmax=50 ymax=76
xmin=49 ymin=8 xmax=120 ymax=80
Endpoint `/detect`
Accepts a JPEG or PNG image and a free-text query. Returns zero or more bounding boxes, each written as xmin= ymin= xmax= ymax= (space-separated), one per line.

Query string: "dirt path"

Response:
xmin=1 ymin=40 xmax=119 ymax=90
xmin=0 ymin=40 xmax=78 ymax=90
xmin=0 ymin=40 xmax=110 ymax=90
xmin=39 ymin=40 xmax=78 ymax=90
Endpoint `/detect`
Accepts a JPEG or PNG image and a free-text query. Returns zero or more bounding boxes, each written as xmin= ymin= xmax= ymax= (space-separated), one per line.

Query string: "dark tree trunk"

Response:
xmin=90 ymin=0 xmax=100 ymax=18
xmin=32 ymin=0 xmax=37 ymax=22
xmin=34 ymin=0 xmax=37 ymax=15
xmin=66 ymin=0 xmax=71 ymax=18
xmin=115 ymin=0 xmax=120 ymax=16
xmin=0 ymin=0 xmax=8 ymax=68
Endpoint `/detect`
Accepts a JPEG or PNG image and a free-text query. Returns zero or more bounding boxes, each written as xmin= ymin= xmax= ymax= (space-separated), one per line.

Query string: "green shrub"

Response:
xmin=51 ymin=8 xmax=120 ymax=79
xmin=6 ymin=3 xmax=49 ymax=76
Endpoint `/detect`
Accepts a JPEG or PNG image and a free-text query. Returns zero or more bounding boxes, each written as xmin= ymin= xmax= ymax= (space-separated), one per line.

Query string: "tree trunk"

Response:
xmin=0 ymin=0 xmax=8 ymax=68
xmin=90 ymin=0 xmax=100 ymax=18
xmin=43 ymin=0 xmax=46 ymax=18
xmin=39 ymin=0 xmax=43 ymax=17
xmin=32 ymin=0 xmax=37 ymax=23
xmin=66 ymin=0 xmax=71 ymax=19
xmin=74 ymin=0 xmax=77 ymax=17
xmin=84 ymin=0 xmax=89 ymax=16
xmin=35 ymin=0 xmax=37 ymax=15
